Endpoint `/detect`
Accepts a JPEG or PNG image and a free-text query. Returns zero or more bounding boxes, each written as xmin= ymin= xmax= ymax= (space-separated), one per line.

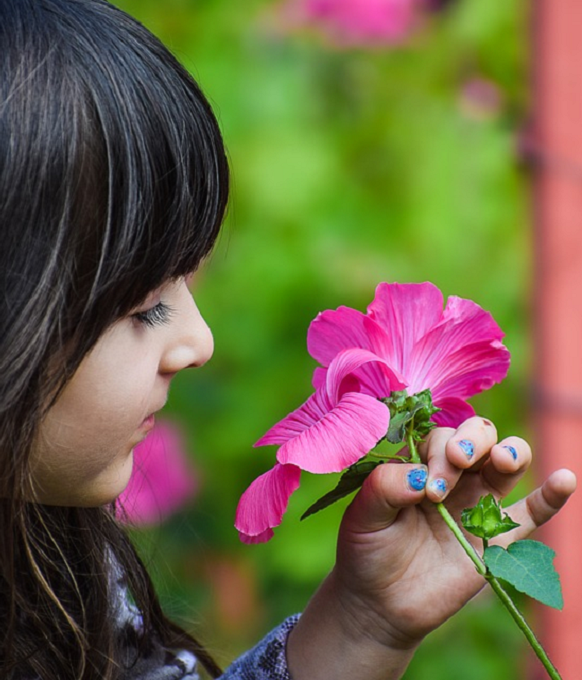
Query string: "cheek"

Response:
xmin=29 ymin=323 xmax=161 ymax=505
xmin=30 ymin=379 xmax=153 ymax=505
xmin=30 ymin=419 xmax=139 ymax=506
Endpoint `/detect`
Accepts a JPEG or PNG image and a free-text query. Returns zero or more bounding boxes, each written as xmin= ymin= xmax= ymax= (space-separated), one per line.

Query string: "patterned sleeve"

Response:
xmin=219 ymin=615 xmax=300 ymax=680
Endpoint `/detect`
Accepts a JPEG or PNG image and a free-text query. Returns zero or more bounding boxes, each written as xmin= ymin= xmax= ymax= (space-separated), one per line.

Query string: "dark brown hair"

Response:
xmin=0 ymin=0 xmax=229 ymax=677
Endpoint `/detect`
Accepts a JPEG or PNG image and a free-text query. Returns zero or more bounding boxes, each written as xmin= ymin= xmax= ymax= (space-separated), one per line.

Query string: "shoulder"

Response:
xmin=219 ymin=615 xmax=301 ymax=680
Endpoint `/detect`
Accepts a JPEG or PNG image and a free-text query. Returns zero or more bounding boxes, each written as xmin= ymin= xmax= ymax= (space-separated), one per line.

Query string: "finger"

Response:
xmin=445 ymin=416 xmax=498 ymax=470
xmin=479 ymin=436 xmax=532 ymax=499
xmin=496 ymin=469 xmax=577 ymax=546
xmin=342 ymin=463 xmax=428 ymax=534
xmin=419 ymin=428 xmax=462 ymax=502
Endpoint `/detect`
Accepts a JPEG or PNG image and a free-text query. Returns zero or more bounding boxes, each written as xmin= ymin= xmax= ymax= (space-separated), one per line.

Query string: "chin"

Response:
xmin=76 ymin=450 xmax=136 ymax=507
xmin=107 ymin=450 xmax=136 ymax=503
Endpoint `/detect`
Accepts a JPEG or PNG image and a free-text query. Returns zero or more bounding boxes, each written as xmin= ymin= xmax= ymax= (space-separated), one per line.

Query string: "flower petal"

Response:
xmin=312 ymin=366 xmax=327 ymax=390
xmin=258 ymin=348 xmax=399 ymax=449
xmin=307 ymin=306 xmax=373 ymax=366
xmin=367 ymin=282 xmax=445 ymax=374
xmin=430 ymin=340 xmax=510 ymax=401
xmin=255 ymin=387 xmax=334 ymax=447
xmin=443 ymin=296 xmax=504 ymax=341
xmin=239 ymin=528 xmax=275 ymax=544
xmin=276 ymin=389 xmax=389 ymax=473
xmin=235 ymin=463 xmax=301 ymax=543
xmin=432 ymin=397 xmax=475 ymax=428
xmin=405 ymin=297 xmax=509 ymax=397
xmin=325 ymin=347 xmax=406 ymax=402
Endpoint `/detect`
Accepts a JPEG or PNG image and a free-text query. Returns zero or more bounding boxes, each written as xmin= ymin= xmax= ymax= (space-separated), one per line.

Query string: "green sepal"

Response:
xmin=484 ymin=540 xmax=563 ymax=610
xmin=301 ymin=459 xmax=383 ymax=520
xmin=382 ymin=389 xmax=440 ymax=444
xmin=461 ymin=494 xmax=520 ymax=540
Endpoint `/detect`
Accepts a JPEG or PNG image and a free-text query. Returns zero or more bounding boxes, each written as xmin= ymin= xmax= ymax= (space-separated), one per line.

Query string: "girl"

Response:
xmin=0 ymin=1 xmax=575 ymax=679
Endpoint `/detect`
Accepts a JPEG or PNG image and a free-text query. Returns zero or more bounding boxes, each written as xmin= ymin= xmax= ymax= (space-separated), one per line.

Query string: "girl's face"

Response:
xmin=30 ymin=277 xmax=213 ymax=507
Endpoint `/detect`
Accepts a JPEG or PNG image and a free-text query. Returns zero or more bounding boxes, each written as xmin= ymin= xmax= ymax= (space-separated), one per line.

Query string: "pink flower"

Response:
xmin=308 ymin=282 xmax=510 ymax=427
xmin=117 ymin=421 xmax=198 ymax=526
xmin=235 ymin=282 xmax=510 ymax=543
xmin=285 ymin=0 xmax=418 ymax=47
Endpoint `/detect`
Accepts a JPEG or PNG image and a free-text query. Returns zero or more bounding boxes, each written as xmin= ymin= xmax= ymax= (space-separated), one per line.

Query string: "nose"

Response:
xmin=159 ymin=285 xmax=214 ymax=375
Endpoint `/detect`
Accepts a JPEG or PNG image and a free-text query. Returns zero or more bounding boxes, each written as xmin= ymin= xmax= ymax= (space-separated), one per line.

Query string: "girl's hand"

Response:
xmin=287 ymin=417 xmax=576 ymax=680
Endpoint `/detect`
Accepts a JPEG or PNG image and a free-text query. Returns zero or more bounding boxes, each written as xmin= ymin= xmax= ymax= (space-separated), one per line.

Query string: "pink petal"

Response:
xmin=313 ymin=365 xmax=361 ymax=395
xmin=308 ymin=311 xmax=407 ymax=398
xmin=258 ymin=348 xmax=398 ymax=447
xmin=239 ymin=528 xmax=275 ymax=544
xmin=406 ymin=297 xmax=509 ymax=397
xmin=307 ymin=306 xmax=373 ymax=366
xmin=367 ymin=282 xmax=445 ymax=375
xmin=325 ymin=347 xmax=406 ymax=401
xmin=432 ymin=397 xmax=475 ymax=428
xmin=312 ymin=366 xmax=327 ymax=390
xmin=117 ymin=422 xmax=198 ymax=526
xmin=430 ymin=340 xmax=510 ymax=401
xmin=255 ymin=387 xmax=334 ymax=447
xmin=443 ymin=296 xmax=504 ymax=342
xmin=276 ymin=389 xmax=389 ymax=473
xmin=235 ymin=463 xmax=301 ymax=542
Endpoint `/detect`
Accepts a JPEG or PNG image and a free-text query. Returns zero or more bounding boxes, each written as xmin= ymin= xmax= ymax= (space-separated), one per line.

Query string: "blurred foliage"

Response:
xmin=114 ymin=0 xmax=533 ymax=675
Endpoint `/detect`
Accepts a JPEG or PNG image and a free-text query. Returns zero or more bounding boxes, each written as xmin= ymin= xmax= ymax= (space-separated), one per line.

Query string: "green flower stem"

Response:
xmin=436 ymin=503 xmax=561 ymax=679
xmin=405 ymin=432 xmax=561 ymax=678
xmin=405 ymin=430 xmax=421 ymax=464
xmin=435 ymin=502 xmax=486 ymax=576
xmin=486 ymin=573 xmax=561 ymax=679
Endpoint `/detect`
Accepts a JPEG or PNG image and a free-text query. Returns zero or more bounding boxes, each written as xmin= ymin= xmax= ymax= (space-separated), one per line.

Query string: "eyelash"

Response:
xmin=133 ymin=301 xmax=174 ymax=328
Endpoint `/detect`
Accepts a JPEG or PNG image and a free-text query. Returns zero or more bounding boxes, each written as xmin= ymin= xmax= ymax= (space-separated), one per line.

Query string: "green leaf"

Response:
xmin=383 ymin=389 xmax=440 ymax=444
xmin=461 ymin=494 xmax=520 ymax=540
xmin=301 ymin=460 xmax=382 ymax=520
xmin=386 ymin=410 xmax=413 ymax=444
xmin=484 ymin=540 xmax=563 ymax=610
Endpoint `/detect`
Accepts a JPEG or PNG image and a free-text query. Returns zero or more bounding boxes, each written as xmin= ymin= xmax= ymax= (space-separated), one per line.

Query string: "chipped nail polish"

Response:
xmin=407 ymin=468 xmax=427 ymax=491
xmin=458 ymin=439 xmax=475 ymax=459
xmin=503 ymin=445 xmax=518 ymax=460
xmin=429 ymin=478 xmax=447 ymax=497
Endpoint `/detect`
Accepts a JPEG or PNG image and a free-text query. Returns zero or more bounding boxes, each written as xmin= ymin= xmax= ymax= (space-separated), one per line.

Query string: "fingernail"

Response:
xmin=429 ymin=478 xmax=447 ymax=498
xmin=458 ymin=439 xmax=474 ymax=459
xmin=407 ymin=467 xmax=427 ymax=491
xmin=503 ymin=445 xmax=518 ymax=461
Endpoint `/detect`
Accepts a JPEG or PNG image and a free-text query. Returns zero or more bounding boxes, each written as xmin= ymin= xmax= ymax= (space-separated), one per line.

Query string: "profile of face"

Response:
xmin=29 ymin=277 xmax=213 ymax=507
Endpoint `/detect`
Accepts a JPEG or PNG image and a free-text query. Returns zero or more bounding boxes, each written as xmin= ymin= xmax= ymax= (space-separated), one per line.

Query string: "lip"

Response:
xmin=140 ymin=413 xmax=156 ymax=431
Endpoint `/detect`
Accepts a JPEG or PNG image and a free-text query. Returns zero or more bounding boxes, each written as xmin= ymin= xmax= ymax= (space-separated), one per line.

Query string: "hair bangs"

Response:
xmin=60 ymin=0 xmax=229 ymax=329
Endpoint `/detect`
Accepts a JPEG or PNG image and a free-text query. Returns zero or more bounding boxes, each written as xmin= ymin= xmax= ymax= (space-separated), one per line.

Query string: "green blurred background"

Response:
xmin=113 ymin=0 xmax=533 ymax=676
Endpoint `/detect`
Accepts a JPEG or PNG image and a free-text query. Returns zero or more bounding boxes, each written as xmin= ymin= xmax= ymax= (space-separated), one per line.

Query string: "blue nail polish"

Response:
xmin=503 ymin=445 xmax=518 ymax=460
xmin=407 ymin=468 xmax=427 ymax=491
xmin=458 ymin=439 xmax=474 ymax=459
xmin=429 ymin=478 xmax=447 ymax=496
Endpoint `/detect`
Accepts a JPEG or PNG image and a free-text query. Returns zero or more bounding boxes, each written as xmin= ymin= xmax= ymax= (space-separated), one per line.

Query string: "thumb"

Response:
xmin=341 ymin=463 xmax=428 ymax=534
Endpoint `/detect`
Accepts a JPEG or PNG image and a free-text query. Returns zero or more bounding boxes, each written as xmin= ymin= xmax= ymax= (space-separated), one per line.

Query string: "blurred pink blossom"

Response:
xmin=117 ymin=421 xmax=198 ymax=526
xmin=459 ymin=77 xmax=503 ymax=120
xmin=283 ymin=0 xmax=419 ymax=47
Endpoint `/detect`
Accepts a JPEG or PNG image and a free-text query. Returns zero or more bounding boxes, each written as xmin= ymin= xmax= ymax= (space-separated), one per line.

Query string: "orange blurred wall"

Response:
xmin=533 ymin=1 xmax=582 ymax=678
